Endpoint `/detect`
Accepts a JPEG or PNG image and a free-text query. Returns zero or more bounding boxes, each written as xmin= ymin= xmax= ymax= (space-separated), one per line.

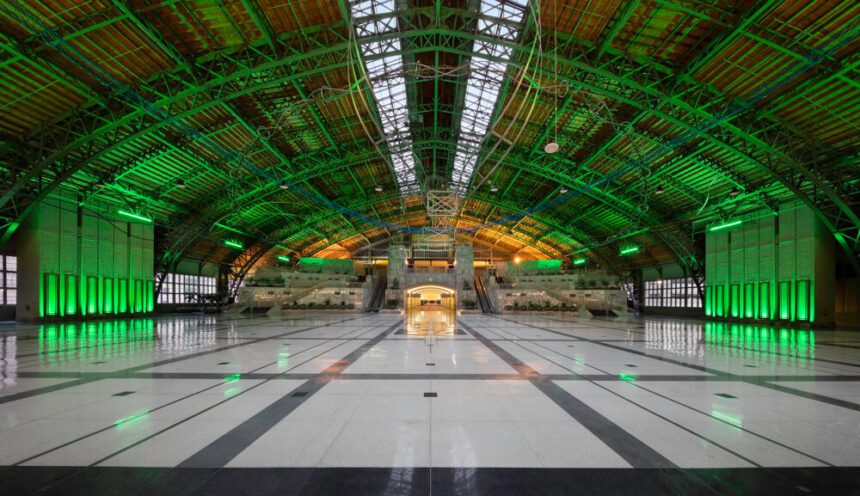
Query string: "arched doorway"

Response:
xmin=405 ymin=285 xmax=456 ymax=335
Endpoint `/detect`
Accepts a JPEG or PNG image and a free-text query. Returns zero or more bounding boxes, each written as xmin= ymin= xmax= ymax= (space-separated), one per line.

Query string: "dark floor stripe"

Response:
xmin=493 ymin=315 xmax=860 ymax=413
xmin=460 ymin=321 xmax=676 ymax=469
xmin=177 ymin=321 xmax=401 ymax=468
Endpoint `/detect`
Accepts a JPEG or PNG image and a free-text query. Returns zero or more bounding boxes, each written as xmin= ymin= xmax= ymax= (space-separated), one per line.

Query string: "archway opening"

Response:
xmin=405 ymin=285 xmax=456 ymax=335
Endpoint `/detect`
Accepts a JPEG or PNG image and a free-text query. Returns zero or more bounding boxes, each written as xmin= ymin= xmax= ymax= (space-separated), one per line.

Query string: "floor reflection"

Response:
xmin=405 ymin=304 xmax=456 ymax=335
xmin=642 ymin=320 xmax=816 ymax=360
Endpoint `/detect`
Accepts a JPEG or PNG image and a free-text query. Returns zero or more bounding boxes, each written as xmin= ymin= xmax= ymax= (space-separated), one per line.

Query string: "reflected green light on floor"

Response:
xmin=704 ymin=322 xmax=814 ymax=355
xmin=224 ymin=373 xmax=241 ymax=383
xmin=711 ymin=409 xmax=742 ymax=428
xmin=619 ymin=373 xmax=637 ymax=382
xmin=114 ymin=412 xmax=148 ymax=427
xmin=224 ymin=387 xmax=242 ymax=398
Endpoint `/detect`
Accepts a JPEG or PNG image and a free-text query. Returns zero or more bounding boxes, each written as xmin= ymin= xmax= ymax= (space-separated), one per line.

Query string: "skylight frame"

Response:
xmin=350 ymin=0 xmax=418 ymax=194
xmin=451 ymin=0 xmax=528 ymax=191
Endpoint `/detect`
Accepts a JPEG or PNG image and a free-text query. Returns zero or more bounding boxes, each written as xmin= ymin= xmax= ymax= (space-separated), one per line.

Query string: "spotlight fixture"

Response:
xmin=279 ymin=181 xmax=289 ymax=190
xmin=175 ymin=178 xmax=186 ymax=189
xmin=559 ymin=186 xmax=568 ymax=194
xmin=655 ymin=185 xmax=664 ymax=195
xmin=544 ymin=142 xmax=559 ymax=154
xmin=374 ymin=185 xmax=383 ymax=192
xmin=729 ymin=187 xmax=741 ymax=197
xmin=95 ymin=180 xmax=107 ymax=188
xmin=490 ymin=183 xmax=499 ymax=193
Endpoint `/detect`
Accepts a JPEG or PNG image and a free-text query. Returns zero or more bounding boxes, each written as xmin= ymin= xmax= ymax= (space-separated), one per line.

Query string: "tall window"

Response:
xmin=157 ymin=273 xmax=216 ymax=304
xmin=645 ymin=278 xmax=702 ymax=308
xmin=0 ymin=255 xmax=16 ymax=305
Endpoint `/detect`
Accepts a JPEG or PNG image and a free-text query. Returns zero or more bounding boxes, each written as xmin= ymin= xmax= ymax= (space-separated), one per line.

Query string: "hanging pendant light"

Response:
xmin=544 ymin=142 xmax=559 ymax=154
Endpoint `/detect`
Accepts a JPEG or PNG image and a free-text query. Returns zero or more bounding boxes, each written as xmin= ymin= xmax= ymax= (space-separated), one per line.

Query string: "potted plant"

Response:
xmin=391 ymin=278 xmax=400 ymax=290
xmin=386 ymin=298 xmax=399 ymax=309
xmin=463 ymin=299 xmax=476 ymax=310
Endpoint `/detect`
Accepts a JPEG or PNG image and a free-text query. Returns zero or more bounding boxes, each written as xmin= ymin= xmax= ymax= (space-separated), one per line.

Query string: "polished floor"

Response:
xmin=0 ymin=312 xmax=859 ymax=495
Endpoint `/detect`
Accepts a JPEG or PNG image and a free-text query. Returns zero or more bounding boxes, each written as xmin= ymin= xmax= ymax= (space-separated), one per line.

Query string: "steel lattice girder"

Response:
xmin=1 ymin=6 xmax=856 ymax=268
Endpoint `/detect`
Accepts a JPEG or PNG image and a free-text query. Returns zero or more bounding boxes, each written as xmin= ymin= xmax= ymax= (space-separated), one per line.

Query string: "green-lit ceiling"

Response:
xmin=0 ymin=0 xmax=857 ymax=276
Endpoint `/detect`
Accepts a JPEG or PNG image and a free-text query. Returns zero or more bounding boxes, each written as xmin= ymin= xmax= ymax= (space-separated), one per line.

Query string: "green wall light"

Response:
xmin=117 ymin=210 xmax=152 ymax=223
xmin=277 ymin=255 xmax=290 ymax=263
xmin=573 ymin=258 xmax=587 ymax=266
xmin=709 ymin=219 xmax=743 ymax=232
xmin=225 ymin=240 xmax=243 ymax=249
xmin=620 ymin=245 xmax=640 ymax=256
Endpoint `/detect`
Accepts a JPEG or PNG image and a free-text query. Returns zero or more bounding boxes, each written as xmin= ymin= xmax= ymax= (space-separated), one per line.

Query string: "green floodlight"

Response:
xmin=573 ymin=258 xmax=587 ymax=266
xmin=117 ymin=210 xmax=152 ymax=223
xmin=709 ymin=219 xmax=743 ymax=232
xmin=277 ymin=255 xmax=290 ymax=263
xmin=224 ymin=240 xmax=243 ymax=249
xmin=620 ymin=245 xmax=640 ymax=256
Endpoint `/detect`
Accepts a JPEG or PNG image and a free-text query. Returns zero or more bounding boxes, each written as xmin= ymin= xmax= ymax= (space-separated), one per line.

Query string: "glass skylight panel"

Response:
xmin=451 ymin=0 xmax=527 ymax=190
xmin=350 ymin=0 xmax=417 ymax=193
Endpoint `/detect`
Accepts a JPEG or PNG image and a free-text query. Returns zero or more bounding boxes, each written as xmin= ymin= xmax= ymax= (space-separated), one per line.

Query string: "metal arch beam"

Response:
xmin=256 ymin=189 xmax=625 ymax=272
xmin=2 ymin=9 xmax=854 ymax=263
xmin=152 ymin=131 xmax=691 ymax=272
xmin=5 ymin=9 xmax=845 ymax=205
xmin=301 ymin=134 xmax=699 ymax=267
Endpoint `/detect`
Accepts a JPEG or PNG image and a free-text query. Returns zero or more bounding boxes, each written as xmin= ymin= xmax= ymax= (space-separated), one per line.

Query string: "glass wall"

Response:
xmin=645 ymin=278 xmax=702 ymax=308
xmin=157 ymin=273 xmax=216 ymax=304
xmin=0 ymin=255 xmax=16 ymax=305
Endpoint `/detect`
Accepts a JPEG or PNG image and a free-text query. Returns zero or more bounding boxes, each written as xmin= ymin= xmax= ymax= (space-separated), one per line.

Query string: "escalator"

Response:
xmin=473 ymin=270 xmax=495 ymax=314
xmin=366 ymin=275 xmax=387 ymax=312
